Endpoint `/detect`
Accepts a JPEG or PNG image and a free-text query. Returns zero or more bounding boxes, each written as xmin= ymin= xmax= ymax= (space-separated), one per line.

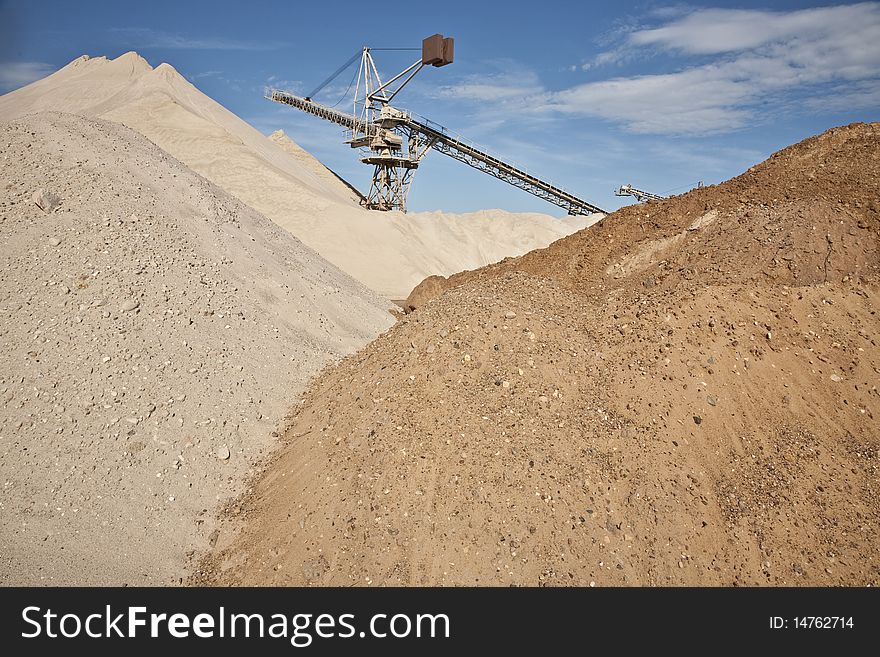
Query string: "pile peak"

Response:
xmin=108 ymin=51 xmax=153 ymax=75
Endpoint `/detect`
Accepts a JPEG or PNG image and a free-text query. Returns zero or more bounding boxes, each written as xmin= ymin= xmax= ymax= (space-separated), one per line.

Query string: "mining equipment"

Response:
xmin=269 ymin=34 xmax=605 ymax=215
xmin=615 ymin=184 xmax=667 ymax=203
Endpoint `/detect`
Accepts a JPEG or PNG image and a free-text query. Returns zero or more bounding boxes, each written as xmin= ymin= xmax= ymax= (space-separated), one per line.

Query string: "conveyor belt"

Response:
xmin=270 ymin=90 xmax=605 ymax=215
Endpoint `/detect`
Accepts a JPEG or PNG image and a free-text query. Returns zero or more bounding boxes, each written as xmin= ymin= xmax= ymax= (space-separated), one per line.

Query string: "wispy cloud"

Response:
xmin=803 ymin=79 xmax=880 ymax=112
xmin=545 ymin=67 xmax=754 ymax=134
xmin=0 ymin=61 xmax=55 ymax=91
xmin=432 ymin=66 xmax=544 ymax=103
xmin=191 ymin=70 xmax=223 ymax=79
xmin=628 ymin=4 xmax=877 ymax=55
xmin=109 ymin=27 xmax=284 ymax=51
xmin=550 ymin=3 xmax=880 ymax=135
xmin=265 ymin=74 xmax=303 ymax=94
xmin=187 ymin=69 xmax=250 ymax=92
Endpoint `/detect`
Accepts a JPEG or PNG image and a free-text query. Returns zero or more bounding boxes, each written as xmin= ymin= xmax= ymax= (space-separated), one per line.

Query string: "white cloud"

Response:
xmin=263 ymin=75 xmax=304 ymax=101
xmin=266 ymin=75 xmax=302 ymax=91
xmin=550 ymin=3 xmax=880 ymax=135
xmin=803 ymin=79 xmax=880 ymax=112
xmin=629 ymin=4 xmax=879 ymax=55
xmin=431 ymin=68 xmax=544 ymax=103
xmin=0 ymin=61 xmax=55 ymax=91
xmin=546 ymin=68 xmax=753 ymax=134
xmin=187 ymin=69 xmax=250 ymax=92
xmin=109 ymin=28 xmax=283 ymax=51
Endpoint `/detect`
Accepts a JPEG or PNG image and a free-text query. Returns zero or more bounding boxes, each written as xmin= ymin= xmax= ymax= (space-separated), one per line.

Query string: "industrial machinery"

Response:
xmin=616 ymin=181 xmax=704 ymax=203
xmin=269 ymin=34 xmax=605 ymax=215
xmin=615 ymin=184 xmax=667 ymax=203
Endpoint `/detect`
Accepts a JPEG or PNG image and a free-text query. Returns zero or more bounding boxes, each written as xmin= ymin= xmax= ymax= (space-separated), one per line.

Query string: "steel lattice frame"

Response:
xmin=269 ymin=48 xmax=606 ymax=216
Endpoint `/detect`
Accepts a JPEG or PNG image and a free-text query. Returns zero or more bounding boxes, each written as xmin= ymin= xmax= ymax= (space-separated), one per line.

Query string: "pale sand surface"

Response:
xmin=0 ymin=111 xmax=394 ymax=584
xmin=0 ymin=51 xmax=599 ymax=585
xmin=0 ymin=52 xmax=599 ymax=299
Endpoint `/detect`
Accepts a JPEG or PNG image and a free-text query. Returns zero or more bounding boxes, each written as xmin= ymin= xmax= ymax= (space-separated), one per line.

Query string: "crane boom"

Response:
xmin=270 ymin=90 xmax=605 ymax=216
xmin=271 ymin=90 xmax=363 ymax=131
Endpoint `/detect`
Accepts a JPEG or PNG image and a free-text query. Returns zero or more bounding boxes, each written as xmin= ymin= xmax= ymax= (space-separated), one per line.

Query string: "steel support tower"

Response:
xmin=269 ymin=35 xmax=605 ymax=215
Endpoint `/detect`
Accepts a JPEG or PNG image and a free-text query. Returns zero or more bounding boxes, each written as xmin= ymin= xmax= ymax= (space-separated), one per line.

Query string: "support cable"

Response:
xmin=305 ymin=50 xmax=360 ymax=101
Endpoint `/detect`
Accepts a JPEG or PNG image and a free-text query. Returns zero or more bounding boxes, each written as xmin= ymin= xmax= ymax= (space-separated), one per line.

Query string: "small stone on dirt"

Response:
xmin=301 ymin=555 xmax=329 ymax=581
xmin=33 ymin=188 xmax=61 ymax=212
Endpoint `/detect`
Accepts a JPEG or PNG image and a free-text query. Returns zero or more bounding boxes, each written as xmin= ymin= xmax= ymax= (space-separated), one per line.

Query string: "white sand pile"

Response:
xmin=0 ymin=112 xmax=394 ymax=584
xmin=0 ymin=52 xmax=598 ymax=298
xmin=268 ymin=129 xmax=363 ymax=204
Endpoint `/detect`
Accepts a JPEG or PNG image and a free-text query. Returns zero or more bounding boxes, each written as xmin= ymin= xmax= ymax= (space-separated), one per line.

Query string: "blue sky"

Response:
xmin=1 ymin=0 xmax=878 ymax=214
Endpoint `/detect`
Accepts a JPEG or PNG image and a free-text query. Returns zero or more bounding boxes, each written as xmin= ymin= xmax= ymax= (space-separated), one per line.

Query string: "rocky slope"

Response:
xmin=197 ymin=122 xmax=879 ymax=586
xmin=0 ymin=112 xmax=393 ymax=585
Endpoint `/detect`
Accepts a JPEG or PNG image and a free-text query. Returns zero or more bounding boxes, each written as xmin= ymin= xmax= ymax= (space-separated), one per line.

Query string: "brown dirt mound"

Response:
xmin=407 ymin=122 xmax=880 ymax=309
xmin=194 ymin=123 xmax=880 ymax=586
